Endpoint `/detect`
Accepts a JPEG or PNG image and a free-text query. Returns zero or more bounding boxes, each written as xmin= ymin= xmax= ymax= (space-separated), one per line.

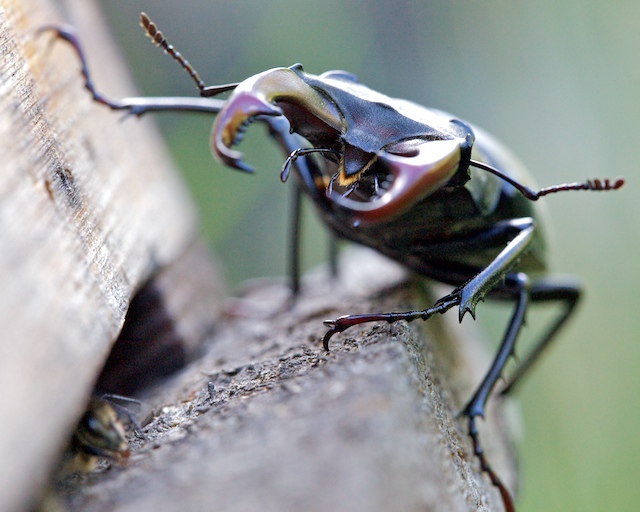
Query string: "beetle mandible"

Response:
xmin=42 ymin=13 xmax=624 ymax=512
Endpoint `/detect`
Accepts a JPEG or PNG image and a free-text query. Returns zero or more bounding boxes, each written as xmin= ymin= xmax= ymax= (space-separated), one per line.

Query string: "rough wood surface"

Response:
xmin=0 ymin=1 xmax=223 ymax=510
xmin=53 ymin=251 xmax=518 ymax=512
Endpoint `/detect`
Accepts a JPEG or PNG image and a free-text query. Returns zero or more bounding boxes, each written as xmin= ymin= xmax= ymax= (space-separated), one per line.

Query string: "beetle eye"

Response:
xmin=384 ymin=140 xmax=422 ymax=158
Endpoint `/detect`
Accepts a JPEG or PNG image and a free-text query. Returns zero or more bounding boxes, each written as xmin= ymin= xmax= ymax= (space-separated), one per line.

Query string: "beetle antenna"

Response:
xmin=140 ymin=13 xmax=238 ymax=98
xmin=469 ymin=159 xmax=624 ymax=200
xmin=281 ymin=148 xmax=339 ymax=182
xmin=94 ymin=394 xmax=147 ymax=440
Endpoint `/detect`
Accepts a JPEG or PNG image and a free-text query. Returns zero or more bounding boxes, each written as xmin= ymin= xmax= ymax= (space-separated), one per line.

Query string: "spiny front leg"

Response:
xmin=456 ymin=219 xmax=535 ymax=322
xmin=321 ymin=293 xmax=460 ymax=350
xmin=321 ymin=272 xmax=529 ymax=511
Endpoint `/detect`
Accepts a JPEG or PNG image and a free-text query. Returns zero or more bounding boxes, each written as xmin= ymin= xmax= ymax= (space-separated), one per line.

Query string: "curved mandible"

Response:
xmin=211 ymin=67 xmax=342 ymax=173
xmin=329 ymin=139 xmax=464 ymax=223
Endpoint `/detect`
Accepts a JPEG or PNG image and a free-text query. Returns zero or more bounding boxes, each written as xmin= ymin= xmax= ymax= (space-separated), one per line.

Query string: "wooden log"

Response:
xmin=0 ymin=0 xmax=223 ymax=510
xmin=52 ymin=250 xmax=518 ymax=512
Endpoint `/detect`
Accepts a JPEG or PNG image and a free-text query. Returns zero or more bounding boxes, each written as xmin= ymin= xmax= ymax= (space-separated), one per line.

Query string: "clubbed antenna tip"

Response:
xmin=138 ymin=12 xmax=240 ymax=98
xmin=139 ymin=12 xmax=207 ymax=93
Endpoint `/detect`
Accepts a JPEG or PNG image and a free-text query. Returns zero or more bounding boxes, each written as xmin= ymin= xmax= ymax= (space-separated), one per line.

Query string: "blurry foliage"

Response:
xmin=98 ymin=1 xmax=639 ymax=511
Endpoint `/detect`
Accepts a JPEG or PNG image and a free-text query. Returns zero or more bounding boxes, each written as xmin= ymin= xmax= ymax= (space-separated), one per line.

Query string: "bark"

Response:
xmin=55 ymin=252 xmax=518 ymax=512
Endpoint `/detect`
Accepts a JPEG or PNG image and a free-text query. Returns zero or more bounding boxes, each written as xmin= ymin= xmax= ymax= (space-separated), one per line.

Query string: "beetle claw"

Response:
xmin=433 ymin=288 xmax=476 ymax=322
xmin=459 ymin=302 xmax=477 ymax=322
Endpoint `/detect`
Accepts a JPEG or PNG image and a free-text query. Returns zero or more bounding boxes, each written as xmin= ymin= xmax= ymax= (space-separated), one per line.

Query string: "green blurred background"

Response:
xmin=97 ymin=1 xmax=639 ymax=510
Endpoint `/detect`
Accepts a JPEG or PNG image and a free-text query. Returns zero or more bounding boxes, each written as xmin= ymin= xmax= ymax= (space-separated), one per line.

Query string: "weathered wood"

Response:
xmin=0 ymin=0 xmax=223 ymax=510
xmin=53 ymin=250 xmax=518 ymax=512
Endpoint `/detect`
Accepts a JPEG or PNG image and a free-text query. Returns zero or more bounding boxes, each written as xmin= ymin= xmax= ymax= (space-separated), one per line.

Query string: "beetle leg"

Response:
xmin=462 ymin=272 xmax=528 ymax=512
xmin=287 ymin=184 xmax=304 ymax=297
xmin=266 ymin=117 xmax=333 ymax=298
xmin=414 ymin=218 xmax=536 ymax=261
xmin=322 ymin=296 xmax=459 ymax=349
xmin=462 ymin=275 xmax=580 ymax=512
xmin=328 ymin=234 xmax=340 ymax=280
xmin=323 ymin=272 xmax=527 ymax=510
xmin=499 ymin=277 xmax=581 ymax=395
xmin=322 ymin=218 xmax=537 ymax=348
xmin=463 ymin=272 xmax=529 ymax=418
xmin=456 ymin=219 xmax=535 ymax=321
xmin=322 ymin=220 xmax=537 ymax=508
xmin=40 ymin=25 xmax=226 ymax=116
xmin=285 ymin=151 xmax=340 ymax=297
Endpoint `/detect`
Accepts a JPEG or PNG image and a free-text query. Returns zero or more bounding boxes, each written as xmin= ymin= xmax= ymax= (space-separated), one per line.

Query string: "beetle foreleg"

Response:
xmin=322 ymin=272 xmax=526 ymax=510
xmin=322 ymin=295 xmax=459 ymax=349
xmin=457 ymin=219 xmax=535 ymax=321
xmin=322 ymin=218 xmax=536 ymax=348
xmin=40 ymin=25 xmax=226 ymax=116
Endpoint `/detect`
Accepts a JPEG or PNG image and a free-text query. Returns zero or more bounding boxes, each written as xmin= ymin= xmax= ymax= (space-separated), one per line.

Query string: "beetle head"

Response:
xmin=212 ymin=65 xmax=474 ymax=223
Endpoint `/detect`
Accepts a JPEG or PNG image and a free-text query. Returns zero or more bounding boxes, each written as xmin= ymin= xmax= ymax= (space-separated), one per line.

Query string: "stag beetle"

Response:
xmin=43 ymin=14 xmax=624 ymax=511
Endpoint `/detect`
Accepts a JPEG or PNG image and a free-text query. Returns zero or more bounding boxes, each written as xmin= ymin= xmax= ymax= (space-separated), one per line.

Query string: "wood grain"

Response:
xmin=0 ymin=1 xmax=219 ymax=510
xmin=54 ymin=251 xmax=518 ymax=512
